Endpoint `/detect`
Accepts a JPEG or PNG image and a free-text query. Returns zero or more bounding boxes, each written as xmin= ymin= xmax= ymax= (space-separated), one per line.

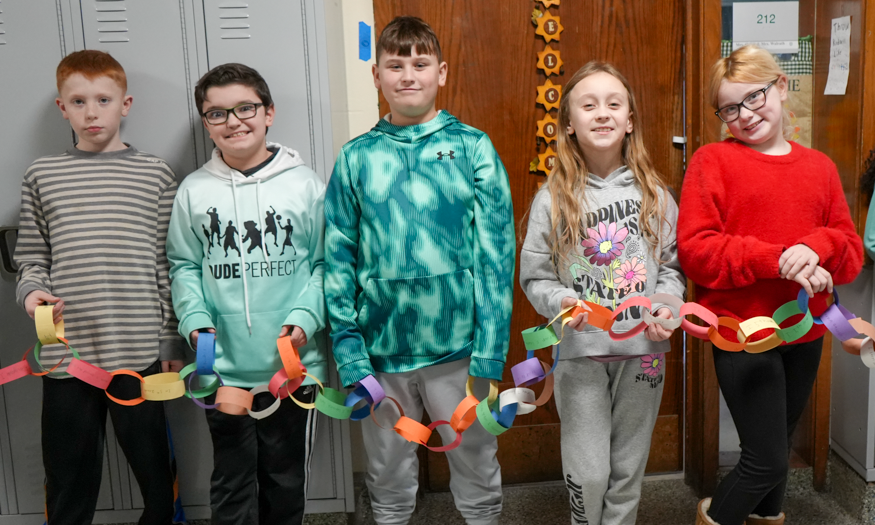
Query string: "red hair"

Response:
xmin=56 ymin=50 xmax=127 ymax=94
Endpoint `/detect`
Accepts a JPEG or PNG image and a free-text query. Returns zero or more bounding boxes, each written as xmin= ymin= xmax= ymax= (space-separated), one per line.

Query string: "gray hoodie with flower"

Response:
xmin=520 ymin=166 xmax=685 ymax=359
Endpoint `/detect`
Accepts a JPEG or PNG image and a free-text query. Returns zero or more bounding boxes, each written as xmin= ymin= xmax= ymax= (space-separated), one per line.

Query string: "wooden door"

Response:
xmin=373 ymin=0 xmax=686 ymax=488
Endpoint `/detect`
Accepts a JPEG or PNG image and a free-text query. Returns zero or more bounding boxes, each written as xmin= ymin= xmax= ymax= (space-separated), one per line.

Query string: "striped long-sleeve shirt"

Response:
xmin=14 ymin=145 xmax=185 ymax=373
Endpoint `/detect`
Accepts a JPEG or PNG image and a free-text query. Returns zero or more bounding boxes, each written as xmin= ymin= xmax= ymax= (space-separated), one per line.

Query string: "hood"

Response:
xmin=586 ymin=165 xmax=636 ymax=190
xmin=372 ymin=110 xmax=457 ymax=143
xmin=203 ymin=142 xmax=305 ymax=183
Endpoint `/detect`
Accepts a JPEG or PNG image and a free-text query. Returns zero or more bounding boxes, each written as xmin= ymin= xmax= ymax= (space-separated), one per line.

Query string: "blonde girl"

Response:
xmin=678 ymin=45 xmax=862 ymax=525
xmin=520 ymin=62 xmax=685 ymax=525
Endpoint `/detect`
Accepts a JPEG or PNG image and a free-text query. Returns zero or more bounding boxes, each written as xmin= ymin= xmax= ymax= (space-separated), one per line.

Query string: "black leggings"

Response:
xmin=708 ymin=337 xmax=823 ymax=525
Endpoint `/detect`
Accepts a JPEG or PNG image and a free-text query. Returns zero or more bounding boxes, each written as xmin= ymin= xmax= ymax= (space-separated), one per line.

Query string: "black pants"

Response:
xmin=42 ymin=360 xmax=175 ymax=525
xmin=708 ymin=337 xmax=823 ymax=525
xmin=205 ymin=384 xmax=317 ymax=525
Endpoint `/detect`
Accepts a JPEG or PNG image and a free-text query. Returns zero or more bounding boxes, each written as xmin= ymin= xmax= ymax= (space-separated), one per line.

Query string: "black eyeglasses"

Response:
xmin=715 ymin=80 xmax=777 ymax=123
xmin=201 ymin=102 xmax=264 ymax=125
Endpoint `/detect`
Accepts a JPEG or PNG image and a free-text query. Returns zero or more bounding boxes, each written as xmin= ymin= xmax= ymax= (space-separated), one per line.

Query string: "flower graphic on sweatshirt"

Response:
xmin=581 ymin=222 xmax=628 ymax=266
xmin=640 ymin=353 xmax=664 ymax=377
xmin=614 ymin=257 xmax=647 ymax=290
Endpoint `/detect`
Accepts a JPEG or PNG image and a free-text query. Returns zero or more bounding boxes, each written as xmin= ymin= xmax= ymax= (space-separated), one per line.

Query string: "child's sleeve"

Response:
xmin=470 ymin=135 xmax=515 ymax=381
xmin=155 ymin=169 xmax=185 ymax=361
xmin=677 ymin=149 xmax=785 ymax=289
xmin=865 ymin=196 xmax=875 ymax=260
xmin=650 ymin=191 xmax=686 ymax=314
xmin=796 ymin=159 xmax=863 ymax=286
xmin=519 ymin=189 xmax=578 ymax=320
xmin=166 ymin=184 xmax=214 ymax=345
xmin=14 ymin=171 xmax=53 ymax=307
xmin=283 ymin=180 xmax=326 ymax=340
xmin=324 ymin=150 xmax=375 ymax=388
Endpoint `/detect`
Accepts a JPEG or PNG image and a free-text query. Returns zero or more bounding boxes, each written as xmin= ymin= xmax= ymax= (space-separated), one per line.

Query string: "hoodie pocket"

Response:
xmin=215 ymin=308 xmax=289 ymax=378
xmin=360 ymin=270 xmax=474 ymax=357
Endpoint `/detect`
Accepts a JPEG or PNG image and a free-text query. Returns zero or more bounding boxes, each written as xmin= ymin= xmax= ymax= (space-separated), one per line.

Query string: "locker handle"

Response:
xmin=0 ymin=227 xmax=18 ymax=274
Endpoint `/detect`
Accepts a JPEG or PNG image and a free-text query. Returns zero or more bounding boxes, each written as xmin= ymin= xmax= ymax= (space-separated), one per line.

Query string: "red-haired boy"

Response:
xmin=13 ymin=49 xmax=184 ymax=524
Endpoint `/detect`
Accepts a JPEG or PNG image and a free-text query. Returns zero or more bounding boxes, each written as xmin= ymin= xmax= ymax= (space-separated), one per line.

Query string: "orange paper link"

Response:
xmin=842 ymin=318 xmax=875 ymax=356
xmin=450 ymin=395 xmax=480 ymax=433
xmin=708 ymin=317 xmax=747 ymax=352
xmin=582 ymin=301 xmax=615 ymax=331
xmin=105 ymin=370 xmax=146 ymax=406
xmin=216 ymin=386 xmax=254 ymax=415
xmin=277 ymin=337 xmax=304 ymax=380
xmin=394 ymin=416 xmax=432 ymax=445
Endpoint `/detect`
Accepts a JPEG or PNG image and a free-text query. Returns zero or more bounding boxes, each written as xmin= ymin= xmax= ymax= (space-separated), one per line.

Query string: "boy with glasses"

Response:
xmin=166 ymin=63 xmax=327 ymax=524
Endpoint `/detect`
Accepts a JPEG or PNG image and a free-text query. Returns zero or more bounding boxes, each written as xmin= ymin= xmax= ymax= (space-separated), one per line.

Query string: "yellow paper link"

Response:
xmin=547 ymin=300 xmax=590 ymax=346
xmin=738 ymin=316 xmax=781 ymax=340
xmin=35 ymin=305 xmax=64 ymax=345
xmin=290 ymin=372 xmax=324 ymax=410
xmin=464 ymin=376 xmax=500 ymax=405
xmin=142 ymin=372 xmax=186 ymax=401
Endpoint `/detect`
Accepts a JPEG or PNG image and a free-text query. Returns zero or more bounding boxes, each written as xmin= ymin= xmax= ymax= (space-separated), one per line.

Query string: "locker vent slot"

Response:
xmin=0 ymin=0 xmax=4 ymax=44
xmin=95 ymin=0 xmax=129 ymax=43
xmin=219 ymin=3 xmax=250 ymax=39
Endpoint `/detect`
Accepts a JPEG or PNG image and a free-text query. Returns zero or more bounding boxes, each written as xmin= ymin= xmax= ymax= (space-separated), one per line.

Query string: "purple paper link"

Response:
xmin=820 ymin=304 xmax=859 ymax=341
xmin=512 ymin=358 xmax=545 ymax=387
xmin=837 ymin=303 xmax=855 ymax=321
xmin=187 ymin=373 xmax=222 ymax=409
xmin=357 ymin=375 xmax=386 ymax=404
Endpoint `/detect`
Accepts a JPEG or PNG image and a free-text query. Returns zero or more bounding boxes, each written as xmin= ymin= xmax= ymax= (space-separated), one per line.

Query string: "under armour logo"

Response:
xmin=437 ymin=150 xmax=455 ymax=160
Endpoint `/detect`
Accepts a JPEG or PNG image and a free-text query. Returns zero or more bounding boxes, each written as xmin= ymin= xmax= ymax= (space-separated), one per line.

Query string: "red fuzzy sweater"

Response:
xmin=677 ymin=139 xmax=863 ymax=344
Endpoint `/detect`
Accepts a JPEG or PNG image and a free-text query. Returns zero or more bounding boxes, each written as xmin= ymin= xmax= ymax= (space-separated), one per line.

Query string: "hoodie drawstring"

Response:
xmin=256 ymin=179 xmax=269 ymax=262
xmin=230 ymin=175 xmax=253 ymax=334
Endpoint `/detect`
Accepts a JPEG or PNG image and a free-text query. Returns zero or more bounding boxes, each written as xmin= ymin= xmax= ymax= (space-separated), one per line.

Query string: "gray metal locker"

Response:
xmin=0 ymin=1 xmax=352 ymax=521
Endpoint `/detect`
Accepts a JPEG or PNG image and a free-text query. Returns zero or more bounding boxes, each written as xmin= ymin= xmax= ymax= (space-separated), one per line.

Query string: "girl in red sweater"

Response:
xmin=678 ymin=45 xmax=862 ymax=525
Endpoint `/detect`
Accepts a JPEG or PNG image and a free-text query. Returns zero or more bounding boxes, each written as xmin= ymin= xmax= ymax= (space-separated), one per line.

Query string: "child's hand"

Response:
xmin=561 ymin=297 xmax=589 ymax=332
xmin=644 ymin=308 xmax=675 ymax=342
xmin=779 ymin=244 xmax=819 ymax=280
xmin=24 ymin=290 xmax=65 ymax=322
xmin=190 ymin=328 xmax=216 ymax=348
xmin=161 ymin=360 xmax=185 ymax=373
xmin=280 ymin=325 xmax=307 ymax=348
xmin=805 ymin=265 xmax=834 ymax=295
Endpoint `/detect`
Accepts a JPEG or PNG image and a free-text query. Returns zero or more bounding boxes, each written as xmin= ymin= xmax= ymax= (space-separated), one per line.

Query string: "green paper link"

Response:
xmin=33 ymin=340 xmax=81 ymax=373
xmin=179 ymin=362 xmax=220 ymax=399
xmin=476 ymin=398 xmax=510 ymax=436
xmin=772 ymin=300 xmax=814 ymax=344
xmin=315 ymin=388 xmax=354 ymax=419
xmin=521 ymin=324 xmax=559 ymax=351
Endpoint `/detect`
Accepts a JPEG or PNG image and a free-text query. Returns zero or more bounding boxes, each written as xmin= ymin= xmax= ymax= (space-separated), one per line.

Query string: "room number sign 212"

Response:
xmin=757 ymin=14 xmax=777 ymax=23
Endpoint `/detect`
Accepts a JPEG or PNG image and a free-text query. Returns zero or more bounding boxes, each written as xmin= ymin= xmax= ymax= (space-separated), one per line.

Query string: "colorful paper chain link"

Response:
xmin=6 ymin=290 xmax=875 ymax=451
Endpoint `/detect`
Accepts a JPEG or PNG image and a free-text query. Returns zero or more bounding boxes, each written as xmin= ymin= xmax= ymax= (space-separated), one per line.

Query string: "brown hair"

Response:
xmin=376 ymin=16 xmax=442 ymax=64
xmin=194 ymin=63 xmax=273 ymax=114
xmin=542 ymin=61 xmax=671 ymax=266
xmin=56 ymin=50 xmax=126 ymax=94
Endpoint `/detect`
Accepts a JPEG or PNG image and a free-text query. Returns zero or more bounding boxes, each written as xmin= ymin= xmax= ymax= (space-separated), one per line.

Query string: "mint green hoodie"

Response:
xmin=325 ymin=111 xmax=515 ymax=388
xmin=167 ymin=143 xmax=327 ymax=387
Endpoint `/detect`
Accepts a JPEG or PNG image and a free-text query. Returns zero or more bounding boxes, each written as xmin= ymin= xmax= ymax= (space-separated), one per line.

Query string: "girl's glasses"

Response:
xmin=715 ymin=80 xmax=777 ymax=123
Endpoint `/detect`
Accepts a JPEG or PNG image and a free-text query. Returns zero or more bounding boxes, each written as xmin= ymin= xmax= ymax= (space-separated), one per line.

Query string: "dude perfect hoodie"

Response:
xmin=520 ymin=166 xmax=686 ymax=359
xmin=167 ymin=143 xmax=327 ymax=387
xmin=325 ymin=111 xmax=516 ymax=388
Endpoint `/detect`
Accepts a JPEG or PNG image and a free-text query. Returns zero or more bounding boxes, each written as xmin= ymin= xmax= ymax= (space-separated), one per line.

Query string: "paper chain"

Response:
xmin=3 ymin=290 xmax=875 ymax=452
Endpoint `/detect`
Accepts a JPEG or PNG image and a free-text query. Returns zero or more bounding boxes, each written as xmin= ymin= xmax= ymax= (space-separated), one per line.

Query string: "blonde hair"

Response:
xmin=543 ymin=61 xmax=670 ymax=266
xmin=709 ymin=45 xmax=791 ymax=137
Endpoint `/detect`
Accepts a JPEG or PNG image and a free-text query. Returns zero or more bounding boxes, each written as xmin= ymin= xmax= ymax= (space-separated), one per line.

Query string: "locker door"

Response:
xmin=77 ymin=0 xmax=202 ymax=178
xmin=0 ymin=0 xmax=117 ymax=516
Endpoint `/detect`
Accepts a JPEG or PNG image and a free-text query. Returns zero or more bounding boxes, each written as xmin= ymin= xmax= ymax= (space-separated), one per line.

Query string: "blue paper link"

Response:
xmin=491 ymin=402 xmax=518 ymax=429
xmin=344 ymin=385 xmax=379 ymax=421
xmin=359 ymin=22 xmax=371 ymax=61
xmin=196 ymin=332 xmax=216 ymax=376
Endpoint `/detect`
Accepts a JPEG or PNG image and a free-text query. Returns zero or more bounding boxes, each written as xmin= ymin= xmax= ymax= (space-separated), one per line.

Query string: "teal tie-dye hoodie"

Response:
xmin=325 ymin=111 xmax=515 ymax=388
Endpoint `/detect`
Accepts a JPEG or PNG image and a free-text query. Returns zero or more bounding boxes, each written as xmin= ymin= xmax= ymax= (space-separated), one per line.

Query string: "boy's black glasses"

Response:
xmin=714 ymin=80 xmax=777 ymax=123
xmin=201 ymin=103 xmax=264 ymax=125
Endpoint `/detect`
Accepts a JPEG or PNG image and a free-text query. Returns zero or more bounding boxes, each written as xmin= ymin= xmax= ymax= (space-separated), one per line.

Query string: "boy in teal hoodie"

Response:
xmin=166 ymin=63 xmax=326 ymax=525
xmin=325 ymin=17 xmax=514 ymax=525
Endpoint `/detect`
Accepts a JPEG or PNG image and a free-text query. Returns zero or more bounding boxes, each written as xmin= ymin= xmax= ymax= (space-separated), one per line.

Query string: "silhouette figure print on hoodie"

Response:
xmin=223 ymin=221 xmax=240 ymax=257
xmin=264 ymin=206 xmax=279 ymax=247
xmin=201 ymin=224 xmax=214 ymax=256
xmin=279 ymin=218 xmax=296 ymax=256
xmin=243 ymin=220 xmax=270 ymax=256
xmin=206 ymin=207 xmax=222 ymax=245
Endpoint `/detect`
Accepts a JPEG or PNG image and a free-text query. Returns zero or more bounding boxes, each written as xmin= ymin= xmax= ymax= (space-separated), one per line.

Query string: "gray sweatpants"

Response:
xmin=361 ymin=358 xmax=502 ymax=525
xmin=554 ymin=354 xmax=665 ymax=525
